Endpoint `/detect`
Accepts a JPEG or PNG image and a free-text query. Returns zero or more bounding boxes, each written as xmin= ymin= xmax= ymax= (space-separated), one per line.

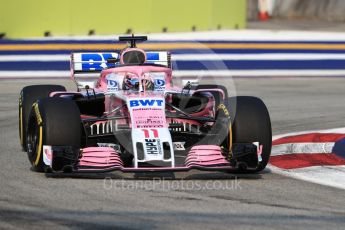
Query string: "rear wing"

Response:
xmin=71 ymin=51 xmax=171 ymax=89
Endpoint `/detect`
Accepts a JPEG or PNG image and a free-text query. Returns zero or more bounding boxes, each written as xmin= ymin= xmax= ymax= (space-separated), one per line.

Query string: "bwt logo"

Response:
xmin=154 ymin=79 xmax=165 ymax=87
xmin=130 ymin=99 xmax=164 ymax=107
xmin=81 ymin=53 xmax=117 ymax=70
xmin=107 ymin=80 xmax=118 ymax=87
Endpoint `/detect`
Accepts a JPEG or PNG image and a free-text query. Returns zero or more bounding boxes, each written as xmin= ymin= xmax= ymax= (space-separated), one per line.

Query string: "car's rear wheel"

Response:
xmin=19 ymin=85 xmax=66 ymax=151
xmin=26 ymin=97 xmax=81 ymax=172
xmin=226 ymin=96 xmax=272 ymax=172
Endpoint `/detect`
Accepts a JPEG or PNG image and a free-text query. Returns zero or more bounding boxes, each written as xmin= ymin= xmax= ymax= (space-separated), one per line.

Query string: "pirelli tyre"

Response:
xmin=19 ymin=85 xmax=66 ymax=151
xmin=226 ymin=96 xmax=272 ymax=173
xmin=26 ymin=97 xmax=81 ymax=172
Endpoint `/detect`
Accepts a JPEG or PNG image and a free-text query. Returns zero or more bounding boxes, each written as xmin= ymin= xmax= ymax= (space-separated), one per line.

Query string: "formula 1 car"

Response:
xmin=18 ymin=35 xmax=272 ymax=175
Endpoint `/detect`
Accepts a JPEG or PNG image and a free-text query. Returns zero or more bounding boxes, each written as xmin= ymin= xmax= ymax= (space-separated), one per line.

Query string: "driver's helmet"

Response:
xmin=123 ymin=73 xmax=139 ymax=90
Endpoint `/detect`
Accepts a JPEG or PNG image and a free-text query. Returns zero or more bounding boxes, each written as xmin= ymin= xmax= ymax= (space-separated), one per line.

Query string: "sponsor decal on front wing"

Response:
xmin=173 ymin=142 xmax=185 ymax=151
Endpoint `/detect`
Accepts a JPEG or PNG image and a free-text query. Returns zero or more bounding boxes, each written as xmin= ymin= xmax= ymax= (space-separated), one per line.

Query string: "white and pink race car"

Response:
xmin=18 ymin=35 xmax=272 ymax=175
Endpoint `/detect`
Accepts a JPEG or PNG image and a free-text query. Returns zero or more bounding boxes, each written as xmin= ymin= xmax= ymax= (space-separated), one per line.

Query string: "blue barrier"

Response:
xmin=1 ymin=39 xmax=345 ymax=75
xmin=1 ymin=60 xmax=345 ymax=71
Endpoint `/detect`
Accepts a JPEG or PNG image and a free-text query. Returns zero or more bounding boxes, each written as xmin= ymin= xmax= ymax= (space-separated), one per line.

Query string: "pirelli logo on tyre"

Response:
xmin=19 ymin=92 xmax=23 ymax=106
xmin=33 ymin=103 xmax=43 ymax=125
xmin=218 ymin=104 xmax=230 ymax=117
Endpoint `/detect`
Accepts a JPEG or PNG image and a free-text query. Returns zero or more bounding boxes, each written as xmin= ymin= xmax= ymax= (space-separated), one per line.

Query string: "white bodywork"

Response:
xmin=126 ymin=95 xmax=175 ymax=168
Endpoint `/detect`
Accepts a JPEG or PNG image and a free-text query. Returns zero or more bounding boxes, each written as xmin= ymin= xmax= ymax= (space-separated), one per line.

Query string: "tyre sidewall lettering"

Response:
xmin=33 ymin=102 xmax=43 ymax=125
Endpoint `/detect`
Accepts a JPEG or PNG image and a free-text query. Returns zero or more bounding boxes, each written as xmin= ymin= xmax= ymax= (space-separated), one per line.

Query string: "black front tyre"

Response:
xmin=26 ymin=97 xmax=81 ymax=172
xmin=227 ymin=96 xmax=272 ymax=172
xmin=19 ymin=85 xmax=66 ymax=151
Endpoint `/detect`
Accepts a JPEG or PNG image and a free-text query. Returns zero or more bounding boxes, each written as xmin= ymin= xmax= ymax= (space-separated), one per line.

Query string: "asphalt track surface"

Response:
xmin=1 ymin=77 xmax=345 ymax=229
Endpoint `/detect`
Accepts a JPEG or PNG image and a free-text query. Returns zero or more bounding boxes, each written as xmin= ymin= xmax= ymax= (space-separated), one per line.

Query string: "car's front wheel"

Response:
xmin=26 ymin=97 xmax=81 ymax=172
xmin=227 ymin=96 xmax=272 ymax=172
xmin=19 ymin=85 xmax=66 ymax=151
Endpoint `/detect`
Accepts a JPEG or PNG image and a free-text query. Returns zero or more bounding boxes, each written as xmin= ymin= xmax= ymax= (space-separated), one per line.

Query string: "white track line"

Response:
xmin=3 ymin=54 xmax=345 ymax=62
xmin=2 ymin=70 xmax=345 ymax=79
xmin=0 ymin=55 xmax=69 ymax=62
xmin=271 ymin=142 xmax=335 ymax=156
xmin=272 ymin=127 xmax=345 ymax=141
xmin=173 ymin=54 xmax=345 ymax=61
xmin=0 ymin=71 xmax=70 ymax=78
xmin=173 ymin=70 xmax=345 ymax=77
xmin=269 ymin=165 xmax=345 ymax=190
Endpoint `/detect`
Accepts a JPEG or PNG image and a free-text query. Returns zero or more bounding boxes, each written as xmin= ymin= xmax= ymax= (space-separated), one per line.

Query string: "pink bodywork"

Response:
xmin=78 ymin=147 xmax=123 ymax=167
xmin=64 ymin=48 xmax=233 ymax=172
xmin=185 ymin=145 xmax=229 ymax=167
xmin=77 ymin=145 xmax=230 ymax=170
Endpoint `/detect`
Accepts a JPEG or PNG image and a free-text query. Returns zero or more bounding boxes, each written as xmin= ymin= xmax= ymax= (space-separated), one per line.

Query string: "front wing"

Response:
xmin=42 ymin=144 xmax=262 ymax=175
